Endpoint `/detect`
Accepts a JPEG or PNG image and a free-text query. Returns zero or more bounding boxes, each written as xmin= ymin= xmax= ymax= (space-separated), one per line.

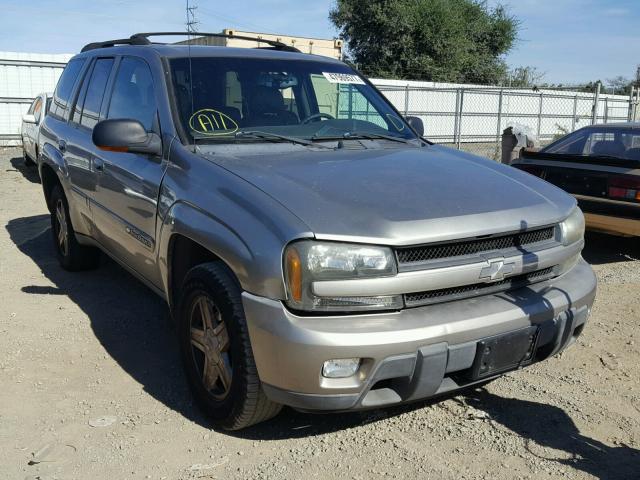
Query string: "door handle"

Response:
xmin=58 ymin=140 xmax=66 ymax=153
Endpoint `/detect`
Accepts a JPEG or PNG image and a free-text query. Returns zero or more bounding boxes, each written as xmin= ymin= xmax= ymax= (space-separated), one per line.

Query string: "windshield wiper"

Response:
xmin=315 ymin=131 xmax=415 ymax=145
xmin=235 ymin=130 xmax=332 ymax=149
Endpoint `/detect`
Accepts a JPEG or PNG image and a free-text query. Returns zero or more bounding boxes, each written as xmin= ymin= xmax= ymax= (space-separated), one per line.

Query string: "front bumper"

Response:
xmin=242 ymin=258 xmax=597 ymax=412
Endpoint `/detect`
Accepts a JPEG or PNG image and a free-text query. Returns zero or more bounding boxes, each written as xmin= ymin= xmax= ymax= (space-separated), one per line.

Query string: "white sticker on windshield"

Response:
xmin=322 ymin=72 xmax=366 ymax=85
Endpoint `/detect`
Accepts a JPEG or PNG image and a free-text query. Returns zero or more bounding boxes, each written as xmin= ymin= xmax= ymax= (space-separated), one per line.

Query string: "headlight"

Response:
xmin=284 ymin=241 xmax=402 ymax=312
xmin=559 ymin=207 xmax=585 ymax=246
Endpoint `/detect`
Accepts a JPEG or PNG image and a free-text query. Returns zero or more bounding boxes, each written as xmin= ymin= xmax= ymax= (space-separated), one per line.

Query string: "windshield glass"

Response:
xmin=543 ymin=127 xmax=640 ymax=161
xmin=169 ymin=56 xmax=416 ymax=144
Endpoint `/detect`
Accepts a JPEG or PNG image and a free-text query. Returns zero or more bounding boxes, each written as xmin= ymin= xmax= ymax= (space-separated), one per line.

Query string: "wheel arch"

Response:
xmin=158 ymin=201 xmax=289 ymax=314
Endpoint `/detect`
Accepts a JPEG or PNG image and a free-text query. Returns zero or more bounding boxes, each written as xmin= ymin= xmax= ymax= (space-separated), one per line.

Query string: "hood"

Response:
xmin=204 ymin=144 xmax=576 ymax=246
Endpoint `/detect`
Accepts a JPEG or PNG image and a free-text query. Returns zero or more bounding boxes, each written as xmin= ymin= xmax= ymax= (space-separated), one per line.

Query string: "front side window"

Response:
xmin=51 ymin=58 xmax=85 ymax=119
xmin=107 ymin=57 xmax=157 ymax=131
xmin=32 ymin=97 xmax=43 ymax=122
xmin=169 ymin=57 xmax=416 ymax=144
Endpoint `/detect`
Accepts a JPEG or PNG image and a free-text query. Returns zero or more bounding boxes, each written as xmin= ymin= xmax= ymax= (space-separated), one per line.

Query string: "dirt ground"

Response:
xmin=1 ymin=147 xmax=639 ymax=480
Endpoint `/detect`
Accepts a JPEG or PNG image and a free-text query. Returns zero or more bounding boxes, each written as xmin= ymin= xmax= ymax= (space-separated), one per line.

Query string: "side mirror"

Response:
xmin=405 ymin=116 xmax=424 ymax=137
xmin=92 ymin=119 xmax=162 ymax=156
xmin=22 ymin=114 xmax=36 ymax=124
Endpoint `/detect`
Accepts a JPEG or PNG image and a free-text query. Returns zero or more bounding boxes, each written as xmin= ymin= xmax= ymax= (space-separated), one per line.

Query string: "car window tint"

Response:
xmin=79 ymin=58 xmax=114 ymax=129
xmin=107 ymin=57 xmax=157 ymax=131
xmin=51 ymin=58 xmax=85 ymax=119
xmin=545 ymin=128 xmax=640 ymax=161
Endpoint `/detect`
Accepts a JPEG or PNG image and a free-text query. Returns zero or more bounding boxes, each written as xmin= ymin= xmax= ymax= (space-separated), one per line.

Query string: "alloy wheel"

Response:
xmin=189 ymin=294 xmax=233 ymax=400
xmin=55 ymin=199 xmax=69 ymax=257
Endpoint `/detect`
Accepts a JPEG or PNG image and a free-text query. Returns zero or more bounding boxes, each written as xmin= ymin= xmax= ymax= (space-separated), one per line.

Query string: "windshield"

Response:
xmin=169 ymin=56 xmax=417 ymax=144
xmin=542 ymin=127 xmax=640 ymax=161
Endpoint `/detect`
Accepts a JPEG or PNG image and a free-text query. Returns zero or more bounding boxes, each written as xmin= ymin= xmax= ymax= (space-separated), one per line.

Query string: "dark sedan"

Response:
xmin=513 ymin=123 xmax=640 ymax=237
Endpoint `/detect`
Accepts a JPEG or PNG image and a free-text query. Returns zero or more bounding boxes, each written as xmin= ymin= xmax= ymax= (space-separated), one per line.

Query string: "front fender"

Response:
xmin=157 ymin=200 xmax=309 ymax=305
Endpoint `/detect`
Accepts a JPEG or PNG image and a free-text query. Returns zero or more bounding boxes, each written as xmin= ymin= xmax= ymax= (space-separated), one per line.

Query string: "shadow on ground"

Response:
xmin=464 ymin=389 xmax=640 ymax=480
xmin=8 ymin=155 xmax=41 ymax=184
xmin=582 ymin=231 xmax=640 ymax=265
xmin=5 ymin=213 xmax=640 ymax=470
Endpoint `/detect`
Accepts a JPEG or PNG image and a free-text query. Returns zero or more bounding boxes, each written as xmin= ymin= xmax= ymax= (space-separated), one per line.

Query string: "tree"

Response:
xmin=504 ymin=66 xmax=545 ymax=88
xmin=330 ymin=0 xmax=518 ymax=84
xmin=605 ymin=76 xmax=632 ymax=95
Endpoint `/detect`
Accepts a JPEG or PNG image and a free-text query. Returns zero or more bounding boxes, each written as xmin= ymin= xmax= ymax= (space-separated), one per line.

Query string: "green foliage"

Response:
xmin=330 ymin=0 xmax=518 ymax=84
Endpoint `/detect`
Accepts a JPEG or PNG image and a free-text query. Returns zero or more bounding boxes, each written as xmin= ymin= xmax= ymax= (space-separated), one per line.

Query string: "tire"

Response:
xmin=49 ymin=184 xmax=100 ymax=271
xmin=178 ymin=262 xmax=282 ymax=430
xmin=23 ymin=147 xmax=35 ymax=167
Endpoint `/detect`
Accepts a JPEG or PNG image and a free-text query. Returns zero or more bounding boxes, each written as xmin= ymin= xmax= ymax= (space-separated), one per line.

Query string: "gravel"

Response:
xmin=1 ymin=147 xmax=638 ymax=479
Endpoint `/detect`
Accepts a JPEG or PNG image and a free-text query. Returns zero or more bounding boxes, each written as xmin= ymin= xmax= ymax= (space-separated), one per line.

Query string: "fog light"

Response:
xmin=322 ymin=358 xmax=361 ymax=378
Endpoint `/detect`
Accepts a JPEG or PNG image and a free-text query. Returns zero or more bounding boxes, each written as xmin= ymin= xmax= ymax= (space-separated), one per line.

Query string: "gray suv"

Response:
xmin=38 ymin=32 xmax=596 ymax=430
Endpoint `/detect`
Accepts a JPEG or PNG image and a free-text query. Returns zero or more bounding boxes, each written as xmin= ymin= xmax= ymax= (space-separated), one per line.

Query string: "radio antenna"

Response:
xmin=186 ymin=0 xmax=198 ymax=151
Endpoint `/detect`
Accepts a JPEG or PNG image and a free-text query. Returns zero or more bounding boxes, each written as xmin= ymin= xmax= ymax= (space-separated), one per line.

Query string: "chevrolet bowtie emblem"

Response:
xmin=479 ymin=258 xmax=516 ymax=282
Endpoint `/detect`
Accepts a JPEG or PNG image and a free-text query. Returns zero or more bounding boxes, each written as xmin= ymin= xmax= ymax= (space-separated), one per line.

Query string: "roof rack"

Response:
xmin=81 ymin=32 xmax=301 ymax=53
xmin=81 ymin=37 xmax=151 ymax=52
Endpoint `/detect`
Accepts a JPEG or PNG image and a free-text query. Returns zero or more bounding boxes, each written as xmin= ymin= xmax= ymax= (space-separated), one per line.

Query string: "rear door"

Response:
xmin=64 ymin=57 xmax=116 ymax=236
xmin=90 ymin=56 xmax=167 ymax=286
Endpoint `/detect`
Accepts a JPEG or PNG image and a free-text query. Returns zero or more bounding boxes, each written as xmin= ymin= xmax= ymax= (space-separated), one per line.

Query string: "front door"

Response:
xmin=90 ymin=56 xmax=167 ymax=287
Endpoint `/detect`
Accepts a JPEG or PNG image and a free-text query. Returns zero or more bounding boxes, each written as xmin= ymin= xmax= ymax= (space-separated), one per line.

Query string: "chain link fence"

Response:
xmin=375 ymin=82 xmax=638 ymax=160
xmin=1 ymin=53 xmax=638 ymax=156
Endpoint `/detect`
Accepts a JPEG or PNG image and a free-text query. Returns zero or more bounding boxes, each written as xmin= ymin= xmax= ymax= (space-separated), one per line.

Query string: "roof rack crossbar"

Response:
xmin=130 ymin=32 xmax=301 ymax=53
xmin=81 ymin=37 xmax=151 ymax=52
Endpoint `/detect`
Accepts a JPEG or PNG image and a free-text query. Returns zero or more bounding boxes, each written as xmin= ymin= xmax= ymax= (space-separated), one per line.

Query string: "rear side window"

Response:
xmin=107 ymin=57 xmax=157 ymax=131
xmin=51 ymin=58 xmax=85 ymax=120
xmin=75 ymin=58 xmax=114 ymax=129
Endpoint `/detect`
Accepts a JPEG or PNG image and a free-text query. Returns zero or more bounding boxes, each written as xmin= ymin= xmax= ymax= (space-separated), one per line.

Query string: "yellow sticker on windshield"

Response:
xmin=189 ymin=109 xmax=239 ymax=136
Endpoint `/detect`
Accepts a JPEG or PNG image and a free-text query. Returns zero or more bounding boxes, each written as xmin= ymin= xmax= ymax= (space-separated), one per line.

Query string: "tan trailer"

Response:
xmin=179 ymin=29 xmax=343 ymax=60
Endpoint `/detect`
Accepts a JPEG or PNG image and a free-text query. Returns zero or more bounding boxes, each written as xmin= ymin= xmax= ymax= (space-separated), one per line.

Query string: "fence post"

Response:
xmin=456 ymin=89 xmax=465 ymax=150
xmin=571 ymin=95 xmax=578 ymax=131
xmin=495 ymin=89 xmax=504 ymax=152
xmin=453 ymin=89 xmax=461 ymax=146
xmin=536 ymin=93 xmax=544 ymax=139
xmin=591 ymin=82 xmax=601 ymax=125
xmin=629 ymin=87 xmax=635 ymax=121
xmin=404 ymin=85 xmax=410 ymax=115
xmin=604 ymin=97 xmax=609 ymax=123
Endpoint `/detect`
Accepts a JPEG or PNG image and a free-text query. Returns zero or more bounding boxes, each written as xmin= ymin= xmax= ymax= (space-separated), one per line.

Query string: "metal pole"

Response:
xmin=496 ymin=89 xmax=504 ymax=146
xmin=604 ymin=97 xmax=609 ymax=123
xmin=629 ymin=87 xmax=635 ymax=122
xmin=536 ymin=93 xmax=544 ymax=139
xmin=572 ymin=95 xmax=578 ymax=131
xmin=404 ymin=85 xmax=410 ymax=116
xmin=453 ymin=89 xmax=461 ymax=146
xmin=456 ymin=89 xmax=465 ymax=150
xmin=592 ymin=82 xmax=601 ymax=125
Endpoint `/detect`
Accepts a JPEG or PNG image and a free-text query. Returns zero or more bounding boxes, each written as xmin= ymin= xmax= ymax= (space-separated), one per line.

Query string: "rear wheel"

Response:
xmin=49 ymin=184 xmax=100 ymax=271
xmin=178 ymin=262 xmax=282 ymax=430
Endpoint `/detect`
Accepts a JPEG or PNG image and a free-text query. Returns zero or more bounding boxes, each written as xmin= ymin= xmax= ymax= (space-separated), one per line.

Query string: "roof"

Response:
xmin=585 ymin=122 xmax=640 ymax=129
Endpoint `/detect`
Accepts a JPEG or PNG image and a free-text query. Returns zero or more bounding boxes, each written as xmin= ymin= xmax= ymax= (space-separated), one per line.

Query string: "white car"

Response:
xmin=21 ymin=92 xmax=52 ymax=166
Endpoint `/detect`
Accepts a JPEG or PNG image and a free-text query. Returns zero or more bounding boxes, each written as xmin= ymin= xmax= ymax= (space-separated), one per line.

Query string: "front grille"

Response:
xmin=396 ymin=227 xmax=555 ymax=265
xmin=404 ymin=267 xmax=555 ymax=307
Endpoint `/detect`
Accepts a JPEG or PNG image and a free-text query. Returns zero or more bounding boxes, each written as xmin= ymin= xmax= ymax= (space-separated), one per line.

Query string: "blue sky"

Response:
xmin=0 ymin=0 xmax=638 ymax=85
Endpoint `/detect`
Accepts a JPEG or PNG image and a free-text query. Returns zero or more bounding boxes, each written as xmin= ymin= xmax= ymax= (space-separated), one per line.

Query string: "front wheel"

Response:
xmin=178 ymin=262 xmax=282 ymax=430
